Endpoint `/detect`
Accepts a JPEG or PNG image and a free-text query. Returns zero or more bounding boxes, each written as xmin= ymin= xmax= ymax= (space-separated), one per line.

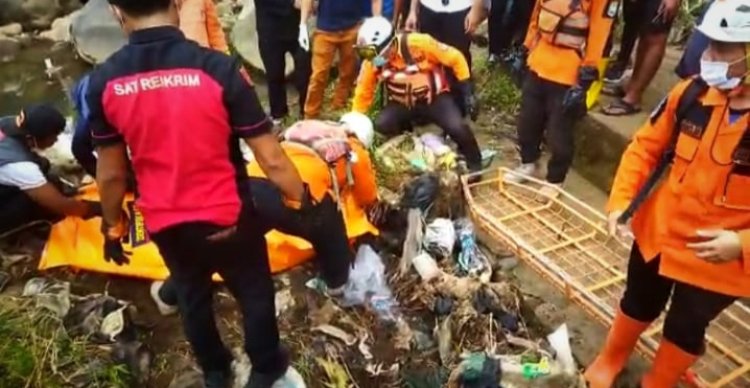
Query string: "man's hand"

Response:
xmin=101 ymin=215 xmax=131 ymax=265
xmin=657 ymin=0 xmax=679 ymax=23
xmin=104 ymin=237 xmax=131 ymax=265
xmin=405 ymin=12 xmax=418 ymax=31
xmin=81 ymin=200 xmax=103 ymax=220
xmin=687 ymin=230 xmax=742 ymax=264
xmin=298 ymin=24 xmax=310 ymax=51
xmin=464 ymin=9 xmax=482 ymax=34
xmin=561 ymin=85 xmax=587 ymax=119
xmin=457 ymin=80 xmax=479 ymax=121
xmin=607 ymin=210 xmax=633 ymax=239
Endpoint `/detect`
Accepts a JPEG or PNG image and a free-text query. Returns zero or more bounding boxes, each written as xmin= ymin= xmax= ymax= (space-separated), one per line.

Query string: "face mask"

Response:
xmin=373 ymin=55 xmax=387 ymax=68
xmin=700 ymin=59 xmax=743 ymax=90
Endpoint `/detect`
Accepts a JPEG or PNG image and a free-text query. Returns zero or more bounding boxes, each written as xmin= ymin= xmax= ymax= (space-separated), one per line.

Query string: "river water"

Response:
xmin=0 ymin=40 xmax=90 ymax=117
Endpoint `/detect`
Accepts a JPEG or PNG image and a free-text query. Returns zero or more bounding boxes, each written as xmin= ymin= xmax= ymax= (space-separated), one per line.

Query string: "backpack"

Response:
xmin=617 ymin=78 xmax=709 ymax=224
xmin=283 ymin=121 xmax=355 ymax=208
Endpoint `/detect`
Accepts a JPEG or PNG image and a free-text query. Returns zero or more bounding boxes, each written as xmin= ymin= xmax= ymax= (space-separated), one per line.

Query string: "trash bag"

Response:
xmin=459 ymin=353 xmax=501 ymax=388
xmin=342 ymin=244 xmax=399 ymax=322
xmin=400 ymin=173 xmax=440 ymax=212
xmin=424 ymin=218 xmax=456 ymax=259
xmin=454 ymin=219 xmax=491 ymax=279
xmin=22 ymin=277 xmax=71 ymax=317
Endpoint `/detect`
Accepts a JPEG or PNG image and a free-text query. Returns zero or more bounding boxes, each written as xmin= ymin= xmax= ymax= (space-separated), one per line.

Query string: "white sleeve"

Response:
xmin=0 ymin=162 xmax=48 ymax=190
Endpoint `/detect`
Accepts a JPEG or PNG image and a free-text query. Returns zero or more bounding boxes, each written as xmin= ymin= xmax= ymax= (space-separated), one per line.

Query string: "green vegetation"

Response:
xmin=0 ymin=299 xmax=129 ymax=388
xmin=473 ymin=55 xmax=522 ymax=115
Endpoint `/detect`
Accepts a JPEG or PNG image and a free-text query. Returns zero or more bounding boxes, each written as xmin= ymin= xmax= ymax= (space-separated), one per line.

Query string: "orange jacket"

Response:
xmin=352 ymin=33 xmax=471 ymax=113
xmin=246 ymin=137 xmax=379 ymax=236
xmin=608 ymin=79 xmax=750 ymax=297
xmin=523 ymin=0 xmax=615 ymax=86
xmin=178 ymin=0 xmax=229 ymax=52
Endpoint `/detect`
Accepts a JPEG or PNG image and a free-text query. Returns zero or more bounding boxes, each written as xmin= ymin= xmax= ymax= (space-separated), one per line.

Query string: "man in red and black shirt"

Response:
xmin=87 ymin=0 xmax=307 ymax=386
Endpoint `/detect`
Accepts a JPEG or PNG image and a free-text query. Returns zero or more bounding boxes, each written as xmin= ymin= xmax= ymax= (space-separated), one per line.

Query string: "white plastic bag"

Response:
xmin=424 ymin=218 xmax=456 ymax=259
xmin=343 ymin=245 xmax=399 ymax=322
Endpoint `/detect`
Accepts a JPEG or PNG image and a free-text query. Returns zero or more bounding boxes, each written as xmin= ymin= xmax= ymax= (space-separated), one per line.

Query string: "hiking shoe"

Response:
xmin=150 ymin=281 xmax=178 ymax=316
xmin=504 ymin=163 xmax=538 ymax=184
xmin=245 ymin=366 xmax=306 ymax=388
xmin=603 ymin=61 xmax=627 ymax=83
xmin=488 ymin=54 xmax=500 ymax=66
xmin=205 ymin=368 xmax=232 ymax=388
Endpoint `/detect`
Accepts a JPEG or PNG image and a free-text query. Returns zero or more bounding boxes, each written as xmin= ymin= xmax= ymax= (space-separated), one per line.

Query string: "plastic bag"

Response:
xmin=424 ymin=218 xmax=456 ymax=259
xmin=400 ymin=173 xmax=440 ymax=212
xmin=455 ymin=218 xmax=491 ymax=278
xmin=342 ymin=244 xmax=399 ymax=322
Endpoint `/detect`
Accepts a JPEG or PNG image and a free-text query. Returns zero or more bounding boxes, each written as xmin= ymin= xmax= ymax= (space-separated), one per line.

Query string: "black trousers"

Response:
xmin=150 ymin=201 xmax=287 ymax=376
xmin=516 ymin=72 xmax=577 ymax=183
xmin=488 ymin=0 xmax=534 ymax=56
xmin=418 ymin=5 xmax=472 ymax=106
xmin=159 ymin=178 xmax=352 ymax=300
xmin=0 ymin=184 xmax=61 ymax=235
xmin=258 ymin=26 xmax=312 ymax=119
xmin=621 ymin=244 xmax=737 ymax=355
xmin=375 ymin=93 xmax=482 ymax=168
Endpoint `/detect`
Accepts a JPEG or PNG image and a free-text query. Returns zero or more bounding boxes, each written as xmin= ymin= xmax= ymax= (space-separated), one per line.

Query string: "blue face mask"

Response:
xmin=373 ymin=55 xmax=387 ymax=68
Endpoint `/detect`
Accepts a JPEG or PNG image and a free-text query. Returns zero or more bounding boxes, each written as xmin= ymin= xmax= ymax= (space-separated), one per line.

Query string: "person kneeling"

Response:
xmin=0 ymin=105 xmax=100 ymax=236
xmin=152 ymin=114 xmax=380 ymax=315
xmin=351 ymin=16 xmax=483 ymax=174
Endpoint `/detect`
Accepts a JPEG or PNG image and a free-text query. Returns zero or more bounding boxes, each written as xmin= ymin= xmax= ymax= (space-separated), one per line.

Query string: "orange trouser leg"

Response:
xmin=331 ymin=25 xmax=360 ymax=110
xmin=584 ymin=308 xmax=651 ymax=388
xmin=304 ymin=30 xmax=337 ymax=119
xmin=641 ymin=339 xmax=699 ymax=388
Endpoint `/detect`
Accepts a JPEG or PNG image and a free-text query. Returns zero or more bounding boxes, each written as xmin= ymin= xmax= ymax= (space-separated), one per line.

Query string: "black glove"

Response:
xmin=561 ymin=66 xmax=599 ymax=119
xmin=504 ymin=45 xmax=529 ymax=87
xmin=561 ymin=85 xmax=588 ymax=119
xmin=456 ymin=80 xmax=479 ymax=121
xmin=104 ymin=237 xmax=131 ymax=266
xmin=81 ymin=200 xmax=102 ymax=220
xmin=101 ymin=217 xmax=131 ymax=266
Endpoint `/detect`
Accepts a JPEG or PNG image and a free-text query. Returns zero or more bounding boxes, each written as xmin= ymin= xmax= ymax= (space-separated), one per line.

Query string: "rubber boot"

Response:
xmin=641 ymin=339 xmax=699 ymax=388
xmin=584 ymin=308 xmax=651 ymax=388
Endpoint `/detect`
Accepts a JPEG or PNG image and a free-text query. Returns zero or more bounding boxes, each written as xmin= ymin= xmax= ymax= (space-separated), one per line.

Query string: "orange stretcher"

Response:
xmin=462 ymin=167 xmax=750 ymax=388
xmin=39 ymin=184 xmax=376 ymax=280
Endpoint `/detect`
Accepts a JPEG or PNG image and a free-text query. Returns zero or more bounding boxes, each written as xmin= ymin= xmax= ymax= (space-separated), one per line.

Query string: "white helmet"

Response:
xmin=340 ymin=112 xmax=374 ymax=148
xmin=697 ymin=0 xmax=750 ymax=43
xmin=357 ymin=16 xmax=394 ymax=48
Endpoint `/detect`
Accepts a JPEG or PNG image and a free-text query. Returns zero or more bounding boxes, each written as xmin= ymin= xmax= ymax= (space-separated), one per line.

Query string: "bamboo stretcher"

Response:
xmin=461 ymin=167 xmax=750 ymax=387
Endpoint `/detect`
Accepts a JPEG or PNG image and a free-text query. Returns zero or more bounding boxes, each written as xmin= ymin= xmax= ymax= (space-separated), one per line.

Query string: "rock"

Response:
xmin=0 ymin=36 xmax=21 ymax=62
xmin=70 ymin=0 xmax=126 ymax=64
xmin=231 ymin=0 xmax=300 ymax=76
xmin=495 ymin=256 xmax=519 ymax=271
xmin=534 ymin=302 xmax=566 ymax=329
xmin=0 ymin=0 xmax=81 ymax=30
xmin=39 ymin=11 xmax=76 ymax=42
xmin=0 ymin=23 xmax=22 ymax=36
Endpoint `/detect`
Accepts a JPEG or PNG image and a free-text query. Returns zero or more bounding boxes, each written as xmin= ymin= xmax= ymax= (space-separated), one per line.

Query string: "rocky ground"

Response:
xmin=0 ymin=4 xmax=646 ymax=387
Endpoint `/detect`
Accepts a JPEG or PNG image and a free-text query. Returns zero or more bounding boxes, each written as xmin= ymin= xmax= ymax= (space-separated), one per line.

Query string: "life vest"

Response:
xmin=283 ymin=121 xmax=356 ymax=211
xmin=536 ymin=0 xmax=590 ymax=52
xmin=380 ymin=33 xmax=449 ymax=108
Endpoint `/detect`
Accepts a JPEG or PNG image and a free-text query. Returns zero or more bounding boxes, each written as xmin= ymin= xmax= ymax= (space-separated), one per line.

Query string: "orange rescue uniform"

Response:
xmin=609 ymin=79 xmax=750 ymax=297
xmin=178 ymin=0 xmax=229 ymax=52
xmin=246 ymin=137 xmax=379 ymax=238
xmin=523 ymin=0 xmax=615 ymax=86
xmin=352 ymin=33 xmax=471 ymax=113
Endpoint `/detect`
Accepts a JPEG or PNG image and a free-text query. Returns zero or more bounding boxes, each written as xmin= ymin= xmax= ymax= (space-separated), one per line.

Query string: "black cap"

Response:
xmin=19 ymin=104 xmax=66 ymax=139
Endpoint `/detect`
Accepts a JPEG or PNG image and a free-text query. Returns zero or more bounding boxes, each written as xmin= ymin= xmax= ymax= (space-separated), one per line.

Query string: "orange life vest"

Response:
xmin=380 ymin=33 xmax=448 ymax=108
xmin=536 ymin=0 xmax=590 ymax=52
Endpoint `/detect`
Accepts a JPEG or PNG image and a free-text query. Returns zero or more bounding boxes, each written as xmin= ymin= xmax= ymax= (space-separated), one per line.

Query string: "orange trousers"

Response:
xmin=304 ymin=25 xmax=359 ymax=119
